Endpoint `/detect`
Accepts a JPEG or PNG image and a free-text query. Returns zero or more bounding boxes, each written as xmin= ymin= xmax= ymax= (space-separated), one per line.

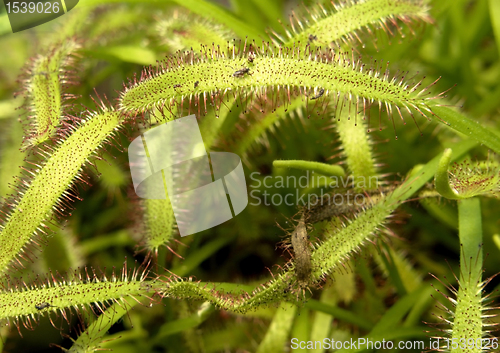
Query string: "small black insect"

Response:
xmin=308 ymin=34 xmax=318 ymax=43
xmin=194 ymin=81 xmax=199 ymax=88
xmin=173 ymin=84 xmax=181 ymax=88
xmin=310 ymin=88 xmax=325 ymax=100
xmin=247 ymin=54 xmax=255 ymax=63
xmin=35 ymin=302 xmax=52 ymax=310
xmin=232 ymin=67 xmax=251 ymax=78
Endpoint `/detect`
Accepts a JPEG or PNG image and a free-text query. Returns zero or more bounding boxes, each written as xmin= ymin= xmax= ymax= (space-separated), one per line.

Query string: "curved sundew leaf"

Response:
xmin=0 ymin=109 xmax=122 ymax=274
xmin=335 ymin=112 xmax=379 ymax=191
xmin=276 ymin=0 xmax=432 ymax=48
xmin=436 ymin=149 xmax=500 ymax=199
xmin=0 ymin=266 xmax=149 ymax=333
xmin=19 ymin=39 xmax=81 ymax=147
xmin=120 ymin=44 xmax=442 ymax=130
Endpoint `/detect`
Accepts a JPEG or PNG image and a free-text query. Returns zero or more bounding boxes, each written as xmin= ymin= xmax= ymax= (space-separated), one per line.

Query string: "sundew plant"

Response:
xmin=0 ymin=0 xmax=499 ymax=352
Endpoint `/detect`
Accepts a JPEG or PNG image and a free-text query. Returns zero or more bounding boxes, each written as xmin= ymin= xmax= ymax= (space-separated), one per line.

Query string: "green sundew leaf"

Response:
xmin=256 ymin=302 xmax=297 ymax=353
xmin=24 ymin=39 xmax=80 ymax=146
xmin=335 ymin=115 xmax=377 ymax=190
xmin=120 ymin=46 xmax=440 ymax=131
xmin=68 ymin=301 xmax=139 ymax=353
xmin=0 ymin=275 xmax=147 ymax=322
xmin=435 ymin=148 xmax=500 ymax=199
xmin=142 ymin=198 xmax=176 ymax=250
xmin=139 ymin=132 xmax=176 ymax=251
xmin=450 ymin=159 xmax=500 ymax=199
xmin=139 ymin=168 xmax=175 ymax=252
xmin=312 ymin=195 xmax=394 ymax=281
xmin=0 ymin=110 xmax=122 ymax=274
xmin=86 ymin=46 xmax=158 ymax=66
xmin=159 ymin=276 xmax=292 ymax=314
xmin=279 ymin=0 xmax=431 ymax=48
xmin=273 ymin=160 xmax=345 ymax=177
xmin=141 ymin=103 xmax=232 ymax=254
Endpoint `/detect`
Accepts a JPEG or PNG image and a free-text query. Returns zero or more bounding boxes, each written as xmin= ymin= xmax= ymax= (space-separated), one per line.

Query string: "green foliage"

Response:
xmin=0 ymin=0 xmax=499 ymax=352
